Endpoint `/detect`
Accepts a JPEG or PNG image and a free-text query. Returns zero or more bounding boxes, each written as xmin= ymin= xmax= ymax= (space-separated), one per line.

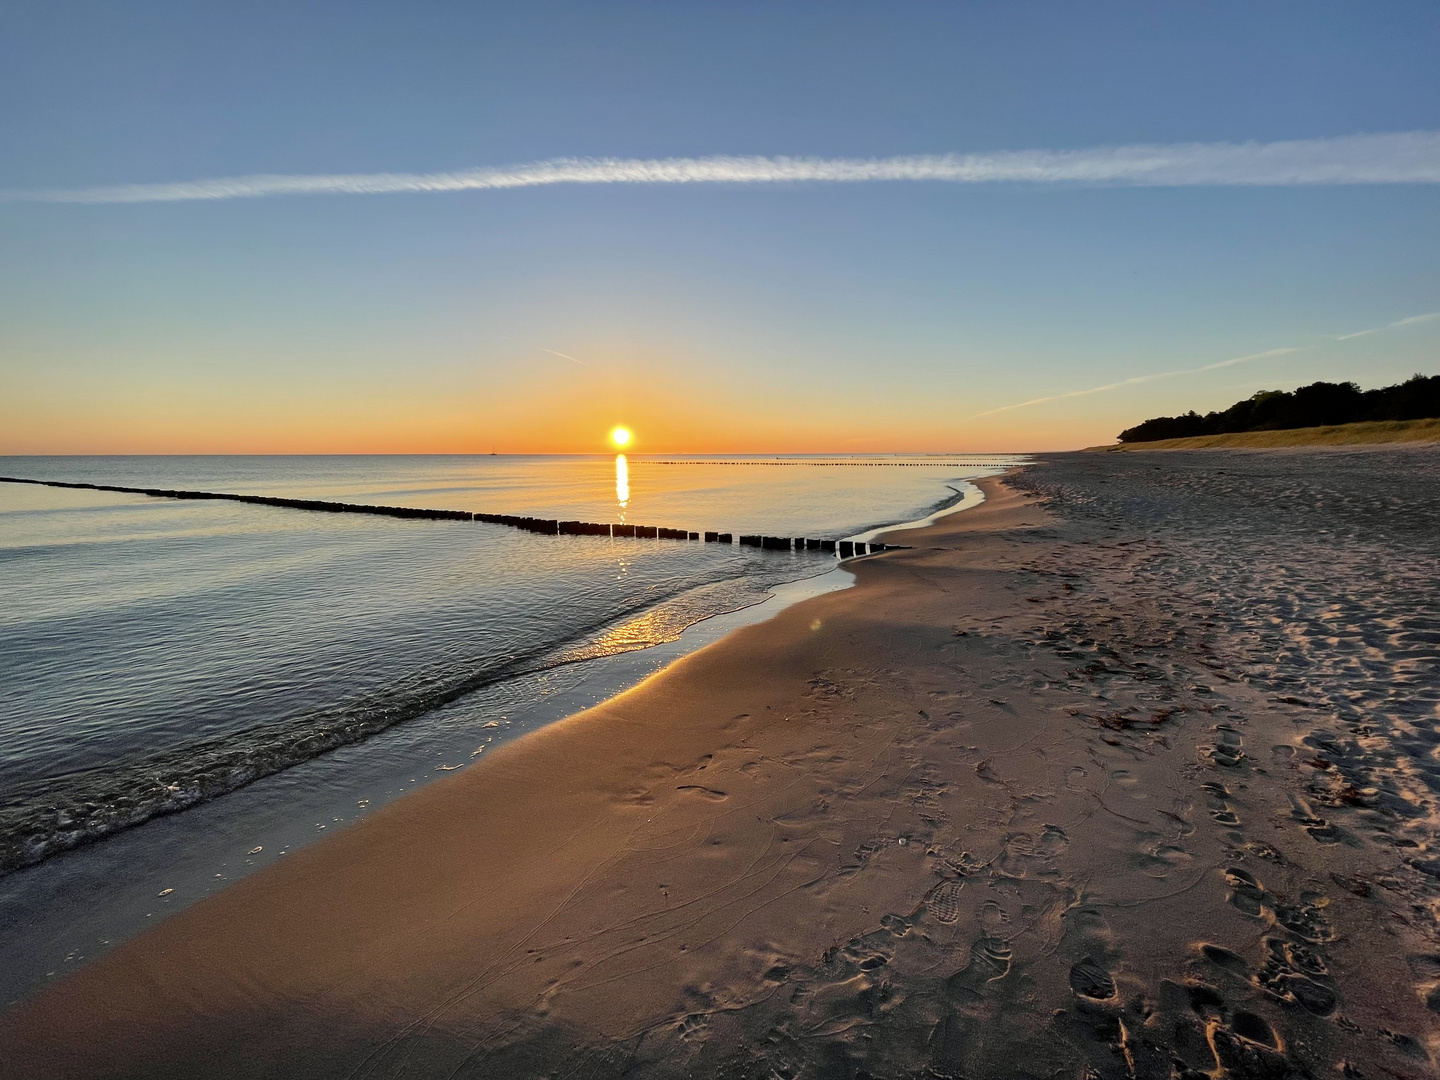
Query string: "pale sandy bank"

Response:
xmin=1085 ymin=415 xmax=1440 ymax=452
xmin=2 ymin=453 xmax=1438 ymax=1078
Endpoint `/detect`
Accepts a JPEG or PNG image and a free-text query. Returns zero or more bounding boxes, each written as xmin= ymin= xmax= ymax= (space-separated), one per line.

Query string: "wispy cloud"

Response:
xmin=975 ymin=305 xmax=1440 ymax=419
xmin=1391 ymin=311 xmax=1440 ymax=327
xmin=971 ymin=349 xmax=1296 ymax=418
xmin=540 ymin=348 xmax=587 ymax=366
xmin=5 ymin=131 xmax=1439 ymax=205
xmin=1335 ymin=310 xmax=1440 ymax=340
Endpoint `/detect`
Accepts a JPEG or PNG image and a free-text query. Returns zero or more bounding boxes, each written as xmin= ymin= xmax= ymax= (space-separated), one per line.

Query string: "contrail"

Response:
xmin=5 ymin=131 xmax=1440 ymax=205
xmin=971 ymin=349 xmax=1297 ymax=419
xmin=974 ymin=305 xmax=1440 ymax=418
xmin=1335 ymin=311 xmax=1440 ymax=340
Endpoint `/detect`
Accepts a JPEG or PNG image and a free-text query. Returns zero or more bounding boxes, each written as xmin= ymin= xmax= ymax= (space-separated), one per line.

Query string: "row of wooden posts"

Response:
xmin=501 ymin=513 xmax=893 ymax=556
xmin=0 ymin=477 xmax=898 ymax=558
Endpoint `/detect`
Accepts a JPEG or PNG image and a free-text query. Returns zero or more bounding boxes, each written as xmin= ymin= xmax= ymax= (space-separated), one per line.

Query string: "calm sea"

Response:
xmin=0 ymin=453 xmax=1018 ymax=1002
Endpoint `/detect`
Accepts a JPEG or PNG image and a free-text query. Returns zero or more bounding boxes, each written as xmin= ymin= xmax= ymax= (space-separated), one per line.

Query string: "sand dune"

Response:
xmin=2 ymin=451 xmax=1438 ymax=1078
xmin=1089 ymin=415 xmax=1440 ymax=451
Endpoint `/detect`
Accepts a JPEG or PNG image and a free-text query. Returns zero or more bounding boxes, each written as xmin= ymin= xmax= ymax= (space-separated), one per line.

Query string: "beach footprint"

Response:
xmin=1205 ymin=724 xmax=1246 ymax=768
xmin=1211 ymin=1018 xmax=1290 ymax=1076
xmin=675 ymin=1013 xmax=710 ymax=1042
xmin=978 ymin=899 xmax=1010 ymax=932
xmin=839 ymin=839 xmax=884 ymax=877
xmin=1135 ymin=840 xmax=1193 ymax=879
xmin=1405 ymin=953 xmax=1440 ymax=1013
xmin=996 ymin=825 xmax=1069 ymax=877
xmin=1202 ymin=782 xmax=1243 ymax=828
xmin=1059 ymin=906 xmax=1121 ymax=1005
xmin=1068 ymin=956 xmax=1117 ymax=1000
xmin=924 ymin=877 xmax=964 ymax=925
xmin=1223 ymin=866 xmax=1268 ymax=918
xmin=1287 ymin=793 xmax=1341 ymax=843
xmin=1258 ymin=939 xmax=1338 ymax=1017
xmin=1200 ymin=943 xmax=1252 ymax=981
xmin=1176 ymin=952 xmax=1298 ymax=1073
xmin=945 ymin=936 xmax=1013 ymax=1001
xmin=1272 ymin=893 xmax=1335 ymax=945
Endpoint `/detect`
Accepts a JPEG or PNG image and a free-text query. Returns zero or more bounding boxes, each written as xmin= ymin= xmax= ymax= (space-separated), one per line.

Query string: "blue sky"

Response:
xmin=1 ymin=1 xmax=1437 ymax=452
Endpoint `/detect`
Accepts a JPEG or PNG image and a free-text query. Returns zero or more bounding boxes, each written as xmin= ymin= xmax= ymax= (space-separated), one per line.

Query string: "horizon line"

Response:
xmin=5 ymin=131 xmax=1440 ymax=205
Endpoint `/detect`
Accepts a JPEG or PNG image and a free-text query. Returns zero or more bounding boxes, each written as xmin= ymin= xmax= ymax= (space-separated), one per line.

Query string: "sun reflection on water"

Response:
xmin=562 ymin=606 xmax=682 ymax=660
xmin=615 ymin=454 xmax=629 ymax=517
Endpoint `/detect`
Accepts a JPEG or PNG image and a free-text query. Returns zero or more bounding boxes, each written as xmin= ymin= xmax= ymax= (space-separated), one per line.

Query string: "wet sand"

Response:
xmin=3 ymin=451 xmax=1439 ymax=1078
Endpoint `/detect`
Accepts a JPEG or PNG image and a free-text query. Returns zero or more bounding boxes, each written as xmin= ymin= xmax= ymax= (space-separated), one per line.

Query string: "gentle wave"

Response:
xmin=0 ymin=571 xmax=793 ymax=874
xmin=0 ymin=457 xmax=1003 ymax=876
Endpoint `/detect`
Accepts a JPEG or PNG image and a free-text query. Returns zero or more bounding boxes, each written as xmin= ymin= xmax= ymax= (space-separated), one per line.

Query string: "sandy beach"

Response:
xmin=4 ymin=450 xmax=1439 ymax=1078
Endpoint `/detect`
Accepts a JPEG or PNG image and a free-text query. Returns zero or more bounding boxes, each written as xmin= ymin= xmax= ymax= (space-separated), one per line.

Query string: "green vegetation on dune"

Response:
xmin=1089 ymin=416 xmax=1440 ymax=452
xmin=1117 ymin=374 xmax=1439 ymax=443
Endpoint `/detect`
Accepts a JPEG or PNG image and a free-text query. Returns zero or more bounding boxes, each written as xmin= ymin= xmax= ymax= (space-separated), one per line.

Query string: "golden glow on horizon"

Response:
xmin=614 ymin=454 xmax=629 ymax=513
xmin=609 ymin=425 xmax=632 ymax=449
xmin=0 ymin=347 xmax=1157 ymax=454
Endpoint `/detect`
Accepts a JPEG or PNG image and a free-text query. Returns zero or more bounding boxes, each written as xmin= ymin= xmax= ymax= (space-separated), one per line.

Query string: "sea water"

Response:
xmin=0 ymin=453 xmax=1019 ymax=1003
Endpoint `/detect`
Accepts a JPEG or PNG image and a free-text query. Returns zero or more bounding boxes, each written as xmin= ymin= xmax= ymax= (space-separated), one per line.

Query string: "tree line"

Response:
xmin=1117 ymin=373 xmax=1440 ymax=443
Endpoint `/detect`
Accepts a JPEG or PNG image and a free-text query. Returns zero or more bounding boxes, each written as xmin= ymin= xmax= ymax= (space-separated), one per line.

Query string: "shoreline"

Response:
xmin=4 ymin=456 xmax=1437 ymax=1077
xmin=0 ymin=477 xmax=989 ymax=1007
xmin=0 ymin=565 xmax=855 ymax=1009
xmin=0 ymin=476 xmax=1025 ymax=1074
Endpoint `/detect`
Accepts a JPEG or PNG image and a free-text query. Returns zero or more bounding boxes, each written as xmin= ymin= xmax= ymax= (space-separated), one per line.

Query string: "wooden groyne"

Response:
xmin=0 ymin=475 xmax=474 ymax=521
xmin=0 ymin=476 xmax=902 ymax=558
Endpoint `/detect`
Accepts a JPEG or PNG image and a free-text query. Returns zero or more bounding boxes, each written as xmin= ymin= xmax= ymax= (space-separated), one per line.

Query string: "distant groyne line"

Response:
xmin=0 ymin=475 xmax=899 ymax=558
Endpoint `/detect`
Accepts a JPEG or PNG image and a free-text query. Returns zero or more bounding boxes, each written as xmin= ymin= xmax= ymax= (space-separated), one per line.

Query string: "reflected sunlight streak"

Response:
xmin=615 ymin=454 xmax=629 ymax=516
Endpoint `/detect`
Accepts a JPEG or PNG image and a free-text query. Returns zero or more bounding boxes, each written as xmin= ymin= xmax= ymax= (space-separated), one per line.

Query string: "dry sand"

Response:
xmin=1086 ymin=416 xmax=1440 ymax=452
xmin=3 ymin=451 xmax=1439 ymax=1078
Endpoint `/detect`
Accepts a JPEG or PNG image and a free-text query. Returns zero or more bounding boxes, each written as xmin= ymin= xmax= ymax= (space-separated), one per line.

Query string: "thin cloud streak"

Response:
xmin=1336 ymin=310 xmax=1439 ymax=340
xmin=540 ymin=348 xmax=587 ymax=366
xmin=5 ymin=132 xmax=1440 ymax=205
xmin=975 ymin=305 xmax=1440 ymax=419
xmin=971 ymin=349 xmax=1296 ymax=419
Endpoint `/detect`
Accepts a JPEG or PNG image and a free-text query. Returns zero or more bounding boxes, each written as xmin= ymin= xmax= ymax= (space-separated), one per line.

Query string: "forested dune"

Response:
xmin=1118 ymin=374 xmax=1439 ymax=443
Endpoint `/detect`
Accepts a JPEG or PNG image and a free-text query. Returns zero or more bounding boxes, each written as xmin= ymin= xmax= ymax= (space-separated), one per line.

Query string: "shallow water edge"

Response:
xmin=0 ymin=478 xmax=989 ymax=1007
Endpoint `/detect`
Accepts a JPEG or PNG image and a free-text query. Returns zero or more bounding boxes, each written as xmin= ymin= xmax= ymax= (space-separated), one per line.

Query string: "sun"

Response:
xmin=609 ymin=425 xmax=633 ymax=449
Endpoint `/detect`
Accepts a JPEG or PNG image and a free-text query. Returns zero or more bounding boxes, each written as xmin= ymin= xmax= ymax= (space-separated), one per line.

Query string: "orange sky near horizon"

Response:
xmin=5 ymin=321 xmax=1433 ymax=457
xmin=0 ymin=403 xmax=1110 ymax=457
xmin=0 ymin=363 xmax=1134 ymax=456
xmin=3 ymin=6 xmax=1437 ymax=462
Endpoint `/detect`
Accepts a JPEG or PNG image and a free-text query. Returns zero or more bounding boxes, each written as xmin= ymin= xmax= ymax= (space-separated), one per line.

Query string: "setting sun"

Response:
xmin=2 ymin=7 xmax=1435 ymax=1075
